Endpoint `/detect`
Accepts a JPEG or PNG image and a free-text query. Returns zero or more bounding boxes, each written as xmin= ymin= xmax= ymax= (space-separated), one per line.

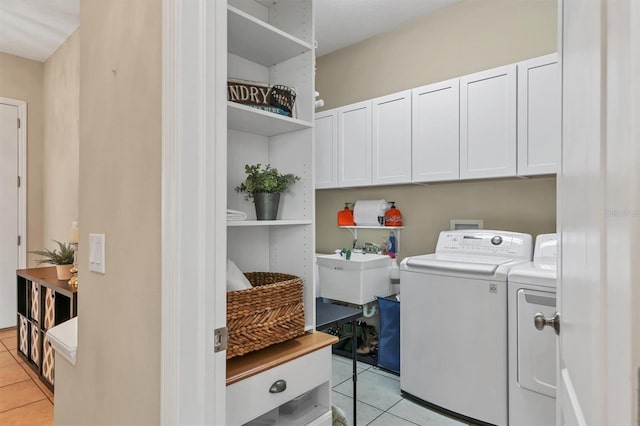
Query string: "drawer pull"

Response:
xmin=269 ymin=379 xmax=287 ymax=394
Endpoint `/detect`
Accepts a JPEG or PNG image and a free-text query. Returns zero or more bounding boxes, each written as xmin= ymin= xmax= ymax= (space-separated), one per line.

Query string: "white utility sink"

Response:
xmin=316 ymin=253 xmax=391 ymax=305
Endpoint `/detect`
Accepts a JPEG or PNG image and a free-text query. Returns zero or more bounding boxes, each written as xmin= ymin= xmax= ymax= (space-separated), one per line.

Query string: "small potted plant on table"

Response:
xmin=30 ymin=241 xmax=76 ymax=280
xmin=235 ymin=163 xmax=300 ymax=220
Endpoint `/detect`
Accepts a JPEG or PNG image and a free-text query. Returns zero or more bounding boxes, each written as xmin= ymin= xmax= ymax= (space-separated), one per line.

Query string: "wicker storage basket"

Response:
xmin=226 ymin=272 xmax=305 ymax=359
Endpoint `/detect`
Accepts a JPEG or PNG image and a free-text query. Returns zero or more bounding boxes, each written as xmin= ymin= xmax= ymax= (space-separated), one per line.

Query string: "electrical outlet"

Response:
xmin=89 ymin=234 xmax=106 ymax=274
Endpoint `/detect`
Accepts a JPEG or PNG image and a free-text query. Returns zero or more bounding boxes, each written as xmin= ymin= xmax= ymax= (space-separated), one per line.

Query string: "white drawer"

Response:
xmin=227 ymin=346 xmax=331 ymax=426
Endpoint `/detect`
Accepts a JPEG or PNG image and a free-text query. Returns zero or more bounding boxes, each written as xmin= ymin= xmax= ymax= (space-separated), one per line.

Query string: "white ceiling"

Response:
xmin=0 ymin=0 xmax=459 ymax=62
xmin=0 ymin=0 xmax=79 ymax=62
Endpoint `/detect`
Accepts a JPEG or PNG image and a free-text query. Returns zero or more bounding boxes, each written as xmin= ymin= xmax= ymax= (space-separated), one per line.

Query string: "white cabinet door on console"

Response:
xmin=372 ymin=90 xmax=412 ymax=185
xmin=315 ymin=110 xmax=338 ymax=188
xmin=517 ymin=54 xmax=560 ymax=176
xmin=412 ymin=79 xmax=460 ymax=182
xmin=460 ymin=64 xmax=517 ymax=179
xmin=338 ymin=100 xmax=372 ymax=187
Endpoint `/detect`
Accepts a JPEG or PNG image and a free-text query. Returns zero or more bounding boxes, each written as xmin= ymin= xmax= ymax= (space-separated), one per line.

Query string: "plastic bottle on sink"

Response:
xmin=389 ymin=252 xmax=400 ymax=284
xmin=389 ymin=252 xmax=400 ymax=294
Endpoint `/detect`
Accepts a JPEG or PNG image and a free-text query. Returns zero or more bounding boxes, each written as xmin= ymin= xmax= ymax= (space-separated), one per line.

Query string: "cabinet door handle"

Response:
xmin=269 ymin=379 xmax=287 ymax=393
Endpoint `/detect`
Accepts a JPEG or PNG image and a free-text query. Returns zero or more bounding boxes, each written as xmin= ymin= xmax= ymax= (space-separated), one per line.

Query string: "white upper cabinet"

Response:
xmin=460 ymin=64 xmax=517 ymax=179
xmin=517 ymin=53 xmax=560 ymax=176
xmin=338 ymin=100 xmax=372 ymax=187
xmin=412 ymin=79 xmax=460 ymax=182
xmin=314 ymin=55 xmax=559 ymax=188
xmin=314 ymin=110 xmax=338 ymax=189
xmin=372 ymin=90 xmax=412 ymax=185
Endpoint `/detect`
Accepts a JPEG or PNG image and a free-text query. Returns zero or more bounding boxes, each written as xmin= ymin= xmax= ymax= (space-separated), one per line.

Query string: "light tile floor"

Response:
xmin=331 ymin=355 xmax=471 ymax=426
xmin=0 ymin=327 xmax=474 ymax=426
xmin=0 ymin=328 xmax=53 ymax=426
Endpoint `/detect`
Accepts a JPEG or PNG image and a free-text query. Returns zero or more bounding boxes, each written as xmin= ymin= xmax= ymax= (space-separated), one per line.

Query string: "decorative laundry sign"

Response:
xmin=227 ymin=80 xmax=296 ymax=117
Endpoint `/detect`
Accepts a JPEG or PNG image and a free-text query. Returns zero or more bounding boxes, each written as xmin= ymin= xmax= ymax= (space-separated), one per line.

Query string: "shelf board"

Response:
xmin=228 ymin=102 xmax=312 ymax=137
xmin=227 ymin=219 xmax=312 ymax=227
xmin=227 ymin=6 xmax=312 ymax=67
xmin=339 ymin=226 xmax=405 ymax=230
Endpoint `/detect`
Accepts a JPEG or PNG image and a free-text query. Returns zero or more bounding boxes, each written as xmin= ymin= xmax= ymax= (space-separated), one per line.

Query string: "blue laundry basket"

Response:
xmin=377 ymin=295 xmax=400 ymax=374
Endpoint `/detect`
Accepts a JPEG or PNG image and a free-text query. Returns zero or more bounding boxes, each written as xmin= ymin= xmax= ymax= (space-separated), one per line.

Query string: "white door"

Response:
xmin=558 ymin=0 xmax=640 ymax=425
xmin=412 ymin=78 xmax=460 ymax=182
xmin=337 ymin=100 xmax=372 ymax=187
xmin=460 ymin=64 xmax=517 ymax=179
xmin=517 ymin=54 xmax=560 ymax=176
xmin=372 ymin=90 xmax=412 ymax=185
xmin=314 ymin=109 xmax=338 ymax=189
xmin=0 ymin=102 xmax=19 ymax=329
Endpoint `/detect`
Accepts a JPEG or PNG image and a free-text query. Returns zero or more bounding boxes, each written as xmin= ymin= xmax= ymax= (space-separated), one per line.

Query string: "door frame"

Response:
xmin=0 ymin=96 xmax=27 ymax=269
xmin=161 ymin=0 xmax=227 ymax=424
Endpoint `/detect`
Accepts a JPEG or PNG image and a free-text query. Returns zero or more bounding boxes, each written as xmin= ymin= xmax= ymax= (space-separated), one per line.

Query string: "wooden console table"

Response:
xmin=16 ymin=267 xmax=78 ymax=391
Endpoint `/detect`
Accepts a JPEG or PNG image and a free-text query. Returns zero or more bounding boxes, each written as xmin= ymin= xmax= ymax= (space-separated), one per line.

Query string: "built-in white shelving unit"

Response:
xmin=226 ymin=1 xmax=328 ymax=424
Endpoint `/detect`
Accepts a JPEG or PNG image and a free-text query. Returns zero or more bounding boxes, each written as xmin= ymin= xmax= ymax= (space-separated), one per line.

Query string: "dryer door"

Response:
xmin=517 ymin=288 xmax=557 ymax=398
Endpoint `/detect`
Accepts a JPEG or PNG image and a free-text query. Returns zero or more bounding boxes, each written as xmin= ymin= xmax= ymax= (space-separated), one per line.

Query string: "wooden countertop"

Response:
xmin=226 ymin=331 xmax=338 ymax=386
xmin=17 ymin=267 xmax=77 ymax=297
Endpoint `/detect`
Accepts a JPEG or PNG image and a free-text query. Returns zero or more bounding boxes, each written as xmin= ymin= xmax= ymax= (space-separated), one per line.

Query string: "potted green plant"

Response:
xmin=235 ymin=163 xmax=300 ymax=220
xmin=30 ymin=240 xmax=75 ymax=280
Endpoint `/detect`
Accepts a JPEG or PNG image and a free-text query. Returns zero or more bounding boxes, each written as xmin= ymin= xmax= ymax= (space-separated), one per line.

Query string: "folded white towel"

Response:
xmin=226 ymin=209 xmax=247 ymax=221
xmin=227 ymin=259 xmax=252 ymax=292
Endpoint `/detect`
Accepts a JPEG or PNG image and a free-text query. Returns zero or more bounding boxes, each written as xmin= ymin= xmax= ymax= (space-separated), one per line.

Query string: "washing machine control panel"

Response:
xmin=436 ymin=231 xmax=532 ymax=259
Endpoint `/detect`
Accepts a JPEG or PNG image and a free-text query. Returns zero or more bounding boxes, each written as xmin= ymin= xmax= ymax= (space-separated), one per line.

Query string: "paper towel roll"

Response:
xmin=353 ymin=200 xmax=389 ymax=226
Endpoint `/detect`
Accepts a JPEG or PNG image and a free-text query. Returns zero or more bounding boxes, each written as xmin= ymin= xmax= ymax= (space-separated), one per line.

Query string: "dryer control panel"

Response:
xmin=435 ymin=230 xmax=533 ymax=259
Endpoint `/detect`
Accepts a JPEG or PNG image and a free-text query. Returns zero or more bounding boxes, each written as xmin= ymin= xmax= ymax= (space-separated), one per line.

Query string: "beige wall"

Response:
xmin=316 ymin=177 xmax=557 ymax=259
xmin=54 ymin=0 xmax=162 ymax=424
xmin=0 ymin=53 xmax=44 ymax=264
xmin=316 ymin=0 xmax=557 ymax=110
xmin=42 ymin=30 xmax=80 ymax=246
xmin=315 ymin=0 xmax=558 ymax=258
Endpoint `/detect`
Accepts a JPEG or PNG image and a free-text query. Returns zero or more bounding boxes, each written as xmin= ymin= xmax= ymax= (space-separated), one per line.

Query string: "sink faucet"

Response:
xmin=363 ymin=242 xmax=380 ymax=254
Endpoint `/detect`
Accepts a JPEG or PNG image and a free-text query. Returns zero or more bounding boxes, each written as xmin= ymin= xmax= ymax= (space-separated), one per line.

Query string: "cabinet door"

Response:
xmin=372 ymin=90 xmax=412 ymax=185
xmin=517 ymin=54 xmax=560 ymax=176
xmin=460 ymin=64 xmax=517 ymax=179
xmin=412 ymin=79 xmax=460 ymax=182
xmin=314 ymin=109 xmax=338 ymax=188
xmin=338 ymin=100 xmax=372 ymax=187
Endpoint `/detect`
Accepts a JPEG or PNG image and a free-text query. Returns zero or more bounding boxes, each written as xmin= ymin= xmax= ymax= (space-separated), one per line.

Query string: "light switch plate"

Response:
xmin=88 ymin=233 xmax=106 ymax=274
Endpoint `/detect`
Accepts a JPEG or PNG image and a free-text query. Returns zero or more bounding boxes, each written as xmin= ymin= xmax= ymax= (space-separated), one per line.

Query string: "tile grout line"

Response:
xmin=17 ymin=361 xmax=54 ymax=401
xmin=0 ymin=397 xmax=50 ymax=415
xmin=0 ymin=377 xmax=32 ymax=391
xmin=382 ymin=398 xmax=423 ymax=426
xmin=0 ymin=331 xmax=51 ymax=413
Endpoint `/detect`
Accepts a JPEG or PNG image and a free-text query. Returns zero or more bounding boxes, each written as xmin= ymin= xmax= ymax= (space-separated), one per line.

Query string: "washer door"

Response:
xmin=517 ymin=288 xmax=557 ymax=398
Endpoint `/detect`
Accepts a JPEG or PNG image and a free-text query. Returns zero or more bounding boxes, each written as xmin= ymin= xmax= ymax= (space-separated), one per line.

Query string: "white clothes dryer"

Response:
xmin=507 ymin=233 xmax=557 ymax=426
xmin=400 ymin=230 xmax=533 ymax=426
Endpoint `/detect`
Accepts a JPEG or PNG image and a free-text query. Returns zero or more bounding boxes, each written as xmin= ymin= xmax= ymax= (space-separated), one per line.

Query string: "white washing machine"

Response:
xmin=508 ymin=233 xmax=557 ymax=426
xmin=400 ymin=230 xmax=532 ymax=426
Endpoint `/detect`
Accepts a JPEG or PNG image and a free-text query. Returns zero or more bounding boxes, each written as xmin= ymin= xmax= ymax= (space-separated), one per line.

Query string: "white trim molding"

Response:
xmin=0 ymin=96 xmax=27 ymax=269
xmin=161 ymin=0 xmax=227 ymax=424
